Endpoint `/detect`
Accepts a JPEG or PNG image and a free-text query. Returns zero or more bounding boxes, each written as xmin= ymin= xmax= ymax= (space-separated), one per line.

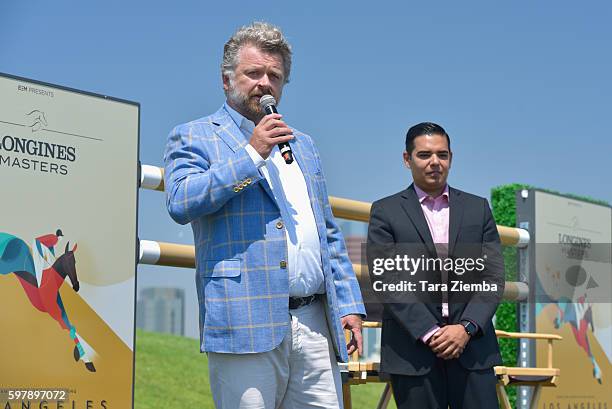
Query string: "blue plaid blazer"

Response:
xmin=164 ymin=106 xmax=365 ymax=362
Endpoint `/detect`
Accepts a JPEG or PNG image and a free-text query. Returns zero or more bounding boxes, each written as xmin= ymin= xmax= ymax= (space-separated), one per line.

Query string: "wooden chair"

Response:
xmin=342 ymin=323 xmax=561 ymax=409
xmin=494 ymin=330 xmax=562 ymax=409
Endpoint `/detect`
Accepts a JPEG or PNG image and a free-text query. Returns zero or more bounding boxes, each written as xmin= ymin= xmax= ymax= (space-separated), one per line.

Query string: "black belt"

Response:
xmin=289 ymin=294 xmax=320 ymax=310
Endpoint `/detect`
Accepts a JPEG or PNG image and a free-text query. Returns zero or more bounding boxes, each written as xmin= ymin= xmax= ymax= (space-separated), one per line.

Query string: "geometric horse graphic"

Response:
xmin=0 ymin=231 xmax=97 ymax=372
xmin=553 ymin=295 xmax=602 ymax=384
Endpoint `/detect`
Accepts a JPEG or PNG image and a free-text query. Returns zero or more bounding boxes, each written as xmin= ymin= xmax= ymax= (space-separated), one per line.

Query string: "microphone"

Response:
xmin=259 ymin=95 xmax=294 ymax=164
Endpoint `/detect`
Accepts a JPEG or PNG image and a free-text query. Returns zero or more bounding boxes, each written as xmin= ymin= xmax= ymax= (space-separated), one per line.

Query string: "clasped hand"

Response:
xmin=427 ymin=324 xmax=470 ymax=360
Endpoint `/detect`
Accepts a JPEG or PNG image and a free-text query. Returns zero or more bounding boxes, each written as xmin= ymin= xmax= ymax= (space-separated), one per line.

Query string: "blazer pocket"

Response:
xmin=201 ymin=259 xmax=241 ymax=278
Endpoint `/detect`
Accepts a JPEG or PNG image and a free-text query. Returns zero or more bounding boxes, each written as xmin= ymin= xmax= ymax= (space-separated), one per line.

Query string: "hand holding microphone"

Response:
xmin=248 ymin=95 xmax=294 ymax=163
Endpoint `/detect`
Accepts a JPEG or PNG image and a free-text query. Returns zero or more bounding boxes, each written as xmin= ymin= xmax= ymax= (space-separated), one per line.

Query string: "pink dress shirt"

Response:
xmin=413 ymin=184 xmax=450 ymax=343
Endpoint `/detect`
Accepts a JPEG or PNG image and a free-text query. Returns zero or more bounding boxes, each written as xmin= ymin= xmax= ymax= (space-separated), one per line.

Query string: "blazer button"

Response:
xmin=280 ymin=260 xmax=287 ymax=269
xmin=276 ymin=221 xmax=284 ymax=229
xmin=233 ymin=187 xmax=240 ymax=193
xmin=246 ymin=178 xmax=252 ymax=184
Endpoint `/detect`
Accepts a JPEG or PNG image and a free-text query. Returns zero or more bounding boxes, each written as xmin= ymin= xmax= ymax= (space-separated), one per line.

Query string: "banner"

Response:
xmin=0 ymin=73 xmax=139 ymax=409
xmin=533 ymin=190 xmax=611 ymax=408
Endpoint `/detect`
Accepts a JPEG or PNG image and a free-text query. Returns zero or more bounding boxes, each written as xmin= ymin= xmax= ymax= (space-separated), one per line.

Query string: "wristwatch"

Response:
xmin=461 ymin=320 xmax=477 ymax=337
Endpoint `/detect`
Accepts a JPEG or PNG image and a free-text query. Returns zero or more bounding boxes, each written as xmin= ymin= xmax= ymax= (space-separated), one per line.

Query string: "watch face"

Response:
xmin=463 ymin=321 xmax=475 ymax=335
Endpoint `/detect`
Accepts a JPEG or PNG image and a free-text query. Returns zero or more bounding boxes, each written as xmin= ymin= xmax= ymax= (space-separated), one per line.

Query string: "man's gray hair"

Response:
xmin=222 ymin=22 xmax=292 ymax=84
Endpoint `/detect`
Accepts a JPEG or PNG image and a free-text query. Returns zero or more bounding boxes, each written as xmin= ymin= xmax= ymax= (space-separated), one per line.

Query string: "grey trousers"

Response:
xmin=208 ymin=299 xmax=343 ymax=409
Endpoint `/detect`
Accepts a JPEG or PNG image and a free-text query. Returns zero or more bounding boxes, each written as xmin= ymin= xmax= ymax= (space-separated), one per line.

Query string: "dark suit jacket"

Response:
xmin=367 ymin=184 xmax=505 ymax=376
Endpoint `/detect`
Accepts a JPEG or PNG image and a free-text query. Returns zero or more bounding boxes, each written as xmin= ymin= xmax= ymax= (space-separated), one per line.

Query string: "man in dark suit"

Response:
xmin=367 ymin=122 xmax=505 ymax=408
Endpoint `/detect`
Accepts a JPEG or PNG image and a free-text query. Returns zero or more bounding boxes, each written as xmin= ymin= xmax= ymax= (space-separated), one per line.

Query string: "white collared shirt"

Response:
xmin=224 ymin=103 xmax=324 ymax=297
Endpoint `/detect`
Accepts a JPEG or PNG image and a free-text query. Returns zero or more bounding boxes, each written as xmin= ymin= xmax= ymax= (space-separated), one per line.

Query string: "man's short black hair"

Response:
xmin=405 ymin=122 xmax=451 ymax=154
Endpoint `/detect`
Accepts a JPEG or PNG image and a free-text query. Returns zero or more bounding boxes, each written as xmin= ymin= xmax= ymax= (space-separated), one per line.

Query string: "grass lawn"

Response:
xmin=134 ymin=330 xmax=396 ymax=409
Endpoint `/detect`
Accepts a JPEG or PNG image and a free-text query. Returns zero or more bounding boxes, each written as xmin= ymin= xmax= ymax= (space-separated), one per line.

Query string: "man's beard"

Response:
xmin=226 ymin=84 xmax=265 ymax=123
xmin=226 ymin=80 xmax=280 ymax=123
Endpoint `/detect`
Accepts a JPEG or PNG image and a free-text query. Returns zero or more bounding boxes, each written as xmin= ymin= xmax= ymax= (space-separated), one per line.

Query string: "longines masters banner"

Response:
xmin=0 ymin=73 xmax=139 ymax=409
xmin=521 ymin=190 xmax=611 ymax=409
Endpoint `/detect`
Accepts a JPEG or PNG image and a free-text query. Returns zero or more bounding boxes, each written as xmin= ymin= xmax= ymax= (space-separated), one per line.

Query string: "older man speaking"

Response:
xmin=164 ymin=22 xmax=365 ymax=409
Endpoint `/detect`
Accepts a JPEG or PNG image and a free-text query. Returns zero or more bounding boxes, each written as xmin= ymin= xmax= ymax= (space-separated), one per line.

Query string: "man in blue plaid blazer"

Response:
xmin=164 ymin=22 xmax=365 ymax=408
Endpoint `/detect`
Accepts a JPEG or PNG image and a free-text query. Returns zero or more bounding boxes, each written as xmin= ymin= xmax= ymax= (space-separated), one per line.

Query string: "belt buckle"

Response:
xmin=289 ymin=294 xmax=316 ymax=310
xmin=304 ymin=294 xmax=315 ymax=307
xmin=297 ymin=297 xmax=307 ymax=309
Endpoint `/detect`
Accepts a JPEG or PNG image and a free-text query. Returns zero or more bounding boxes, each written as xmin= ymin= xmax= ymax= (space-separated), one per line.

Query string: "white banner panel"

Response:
xmin=0 ymin=73 xmax=139 ymax=409
xmin=534 ymin=190 xmax=611 ymax=408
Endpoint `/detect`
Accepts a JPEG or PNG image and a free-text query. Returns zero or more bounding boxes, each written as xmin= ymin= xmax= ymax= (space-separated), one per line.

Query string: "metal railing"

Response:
xmin=138 ymin=164 xmax=530 ymax=301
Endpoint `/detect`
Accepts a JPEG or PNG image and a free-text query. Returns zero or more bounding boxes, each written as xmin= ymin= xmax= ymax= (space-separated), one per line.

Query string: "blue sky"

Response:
xmin=2 ymin=1 xmax=610 ymax=338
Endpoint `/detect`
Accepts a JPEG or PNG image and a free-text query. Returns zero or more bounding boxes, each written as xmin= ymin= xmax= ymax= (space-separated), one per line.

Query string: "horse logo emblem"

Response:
xmin=26 ymin=110 xmax=48 ymax=132
xmin=554 ymin=295 xmax=602 ymax=384
xmin=0 ymin=230 xmax=96 ymax=372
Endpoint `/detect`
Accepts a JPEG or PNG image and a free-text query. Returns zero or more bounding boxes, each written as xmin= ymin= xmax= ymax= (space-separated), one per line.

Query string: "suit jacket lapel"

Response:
xmin=448 ymin=186 xmax=465 ymax=257
xmin=288 ymin=136 xmax=315 ymax=181
xmin=210 ymin=107 xmax=276 ymax=202
xmin=400 ymin=185 xmax=437 ymax=258
xmin=210 ymin=107 xmax=247 ymax=153
xmin=288 ymin=137 xmax=303 ymax=171
xmin=287 ymin=136 xmax=322 ymax=220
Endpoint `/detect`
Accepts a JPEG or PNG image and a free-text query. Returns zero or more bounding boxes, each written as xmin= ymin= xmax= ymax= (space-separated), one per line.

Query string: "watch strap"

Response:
xmin=461 ymin=320 xmax=476 ymax=336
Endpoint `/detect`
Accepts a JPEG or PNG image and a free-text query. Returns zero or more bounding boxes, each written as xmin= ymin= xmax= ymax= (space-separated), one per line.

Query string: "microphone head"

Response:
xmin=259 ymin=94 xmax=277 ymax=110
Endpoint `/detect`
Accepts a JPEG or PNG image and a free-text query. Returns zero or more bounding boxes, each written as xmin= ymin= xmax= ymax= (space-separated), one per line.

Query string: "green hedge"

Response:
xmin=491 ymin=183 xmax=529 ymax=409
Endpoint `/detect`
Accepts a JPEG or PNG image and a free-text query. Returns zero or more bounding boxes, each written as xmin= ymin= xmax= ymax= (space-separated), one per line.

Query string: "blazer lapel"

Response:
xmin=448 ymin=186 xmax=465 ymax=257
xmin=288 ymin=136 xmax=317 ymax=181
xmin=210 ymin=107 xmax=247 ymax=153
xmin=258 ymin=174 xmax=276 ymax=203
xmin=288 ymin=137 xmax=304 ymax=171
xmin=288 ymin=135 xmax=322 ymax=219
xmin=400 ymin=185 xmax=437 ymax=258
xmin=210 ymin=107 xmax=276 ymax=202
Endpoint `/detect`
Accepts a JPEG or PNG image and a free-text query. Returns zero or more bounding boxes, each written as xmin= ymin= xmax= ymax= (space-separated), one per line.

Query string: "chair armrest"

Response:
xmin=495 ymin=330 xmax=562 ymax=340
xmin=496 ymin=330 xmax=562 ymax=369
